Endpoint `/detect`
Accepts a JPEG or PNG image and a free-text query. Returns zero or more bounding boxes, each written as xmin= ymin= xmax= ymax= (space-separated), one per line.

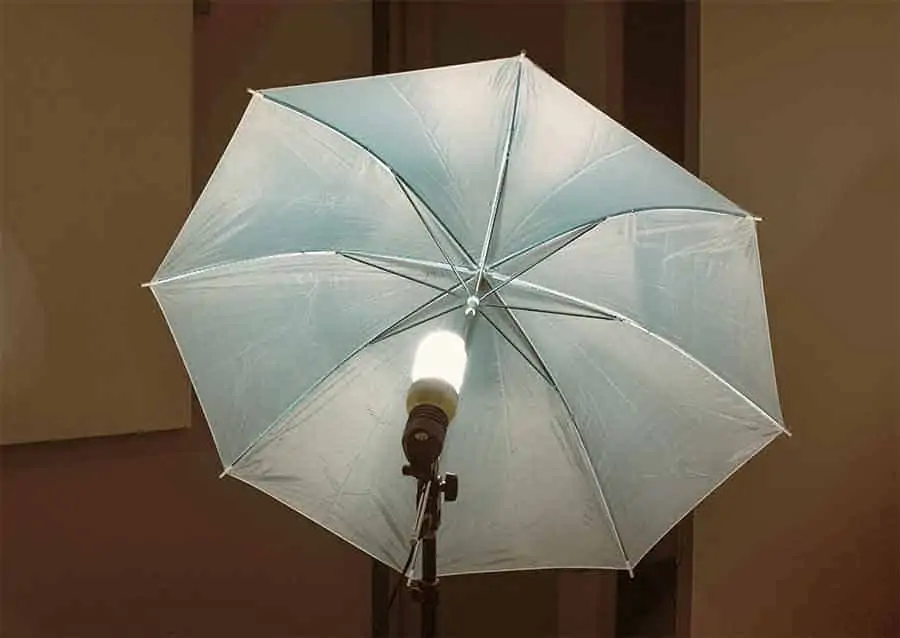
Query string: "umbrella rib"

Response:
xmin=478 ymin=310 xmax=555 ymax=387
xmin=223 ymin=287 xmax=460 ymax=473
xmin=489 ymin=205 xmax=754 ymax=273
xmin=489 ymin=292 xmax=634 ymax=572
xmin=339 ymin=252 xmax=463 ymax=297
xmin=394 ymin=176 xmax=473 ymax=296
xmin=479 ymin=221 xmax=599 ymax=303
xmin=254 ymin=90 xmax=478 ymax=267
xmin=493 ymin=277 xmax=620 ymax=318
xmin=474 ymin=53 xmax=525 ymax=292
xmin=505 ymin=278 xmax=789 ymax=435
xmin=501 ymin=143 xmax=639 ymax=242
xmin=146 ymin=250 xmax=337 ymax=287
xmin=501 ymin=134 xmax=753 ymax=244
xmin=370 ymin=301 xmax=467 ymax=346
xmin=481 ymin=302 xmax=615 ymax=321
xmin=339 ymin=250 xmax=476 ymax=276
xmin=627 ymin=429 xmax=781 ymax=569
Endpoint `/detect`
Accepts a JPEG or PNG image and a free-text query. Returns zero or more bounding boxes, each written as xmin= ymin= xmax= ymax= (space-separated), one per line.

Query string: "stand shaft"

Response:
xmin=421 ymin=536 xmax=438 ymax=638
xmin=402 ymin=469 xmax=457 ymax=638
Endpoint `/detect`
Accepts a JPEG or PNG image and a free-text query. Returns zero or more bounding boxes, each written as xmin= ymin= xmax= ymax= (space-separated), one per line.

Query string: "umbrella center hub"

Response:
xmin=464 ymin=295 xmax=481 ymax=317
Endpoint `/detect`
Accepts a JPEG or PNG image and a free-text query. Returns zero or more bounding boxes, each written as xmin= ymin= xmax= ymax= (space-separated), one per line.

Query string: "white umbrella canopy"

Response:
xmin=148 ymin=54 xmax=786 ymax=576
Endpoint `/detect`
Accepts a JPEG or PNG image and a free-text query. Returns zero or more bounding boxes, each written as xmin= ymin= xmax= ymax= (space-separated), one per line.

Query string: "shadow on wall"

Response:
xmin=1 ymin=232 xmax=46 ymax=402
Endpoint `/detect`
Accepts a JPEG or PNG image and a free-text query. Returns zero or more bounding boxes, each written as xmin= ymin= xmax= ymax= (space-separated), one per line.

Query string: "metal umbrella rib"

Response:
xmin=502 ymin=276 xmax=787 ymax=435
xmin=474 ymin=53 xmax=525 ymax=292
xmin=395 ymin=177 xmax=474 ymax=296
xmin=479 ymin=299 xmax=633 ymax=570
xmin=218 ymin=280 xmax=462 ymax=474
xmin=255 ymin=90 xmax=478 ymax=273
xmin=339 ymin=252 xmax=463 ymax=297
xmin=146 ymin=250 xmax=337 ymax=288
xmin=489 ymin=204 xmax=752 ymax=275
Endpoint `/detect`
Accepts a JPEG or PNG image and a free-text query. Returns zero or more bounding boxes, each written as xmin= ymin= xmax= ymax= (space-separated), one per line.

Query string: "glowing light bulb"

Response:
xmin=404 ymin=331 xmax=468 ymax=474
xmin=410 ymin=330 xmax=467 ymax=393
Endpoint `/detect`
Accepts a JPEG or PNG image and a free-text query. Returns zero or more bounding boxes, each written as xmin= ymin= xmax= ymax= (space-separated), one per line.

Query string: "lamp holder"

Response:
xmin=399 ymin=390 xmax=461 ymax=638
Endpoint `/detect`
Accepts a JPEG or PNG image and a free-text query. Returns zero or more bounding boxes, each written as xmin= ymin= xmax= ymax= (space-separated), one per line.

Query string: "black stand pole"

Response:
xmin=418 ymin=475 xmax=440 ymax=638
xmin=402 ymin=465 xmax=458 ymax=638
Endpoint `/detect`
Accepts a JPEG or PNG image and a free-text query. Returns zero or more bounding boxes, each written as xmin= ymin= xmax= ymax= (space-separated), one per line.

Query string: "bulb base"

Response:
xmin=403 ymin=378 xmax=459 ymax=477
xmin=403 ymin=404 xmax=449 ymax=477
xmin=406 ymin=378 xmax=459 ymax=422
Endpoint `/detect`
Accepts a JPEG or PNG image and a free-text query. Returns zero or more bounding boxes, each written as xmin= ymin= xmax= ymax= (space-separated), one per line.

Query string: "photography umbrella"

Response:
xmin=147 ymin=54 xmax=787 ymax=634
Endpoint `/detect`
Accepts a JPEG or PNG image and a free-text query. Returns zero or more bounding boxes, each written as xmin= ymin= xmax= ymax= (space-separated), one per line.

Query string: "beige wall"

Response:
xmin=1 ymin=3 xmax=375 ymax=637
xmin=2 ymin=2 xmax=193 ymax=443
xmin=694 ymin=3 xmax=900 ymax=637
xmin=1 ymin=0 xmax=371 ymax=447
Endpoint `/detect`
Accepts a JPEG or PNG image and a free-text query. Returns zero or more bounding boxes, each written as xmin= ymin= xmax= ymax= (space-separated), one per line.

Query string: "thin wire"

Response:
xmin=375 ymin=544 xmax=417 ymax=638
xmin=375 ymin=480 xmax=431 ymax=637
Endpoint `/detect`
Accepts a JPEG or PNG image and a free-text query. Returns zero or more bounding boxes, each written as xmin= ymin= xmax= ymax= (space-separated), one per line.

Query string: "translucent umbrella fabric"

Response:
xmin=148 ymin=55 xmax=786 ymax=575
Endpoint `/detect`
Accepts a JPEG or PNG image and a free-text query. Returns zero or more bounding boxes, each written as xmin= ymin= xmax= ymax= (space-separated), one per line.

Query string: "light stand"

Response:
xmin=401 ymin=462 xmax=458 ymax=638
xmin=399 ymin=330 xmax=467 ymax=638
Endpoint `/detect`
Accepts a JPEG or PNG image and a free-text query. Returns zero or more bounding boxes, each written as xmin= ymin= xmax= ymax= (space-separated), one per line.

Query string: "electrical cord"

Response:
xmin=374 ymin=480 xmax=431 ymax=637
xmin=373 ymin=541 xmax=418 ymax=637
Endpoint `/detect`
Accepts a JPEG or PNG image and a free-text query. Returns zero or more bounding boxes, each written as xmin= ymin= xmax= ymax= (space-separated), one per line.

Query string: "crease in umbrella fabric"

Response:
xmin=149 ymin=55 xmax=787 ymax=575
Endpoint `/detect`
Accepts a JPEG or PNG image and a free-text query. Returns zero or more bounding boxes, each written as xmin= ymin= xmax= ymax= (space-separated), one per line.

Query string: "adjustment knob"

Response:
xmin=442 ymin=473 xmax=459 ymax=502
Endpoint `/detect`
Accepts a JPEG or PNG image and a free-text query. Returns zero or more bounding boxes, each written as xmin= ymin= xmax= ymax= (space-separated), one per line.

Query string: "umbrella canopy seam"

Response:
xmin=145 ymin=250 xmax=337 ymax=287
xmin=480 ymin=221 xmax=600 ymax=304
xmin=504 ymin=278 xmax=788 ymax=435
xmin=474 ymin=53 xmax=525 ymax=292
xmin=488 ymin=205 xmax=753 ymax=273
xmin=148 ymin=251 xmax=469 ymax=291
xmin=340 ymin=252 xmax=461 ymax=297
xmin=395 ymin=177 xmax=473 ymax=296
xmin=481 ymin=302 xmax=616 ymax=322
xmin=489 ymin=291 xmax=633 ymax=572
xmin=477 ymin=309 xmax=555 ymax=388
xmin=502 ymin=142 xmax=641 ymax=243
xmin=253 ymin=90 xmax=478 ymax=270
xmin=371 ymin=300 xmax=467 ymax=346
xmin=627 ymin=428 xmax=782 ymax=568
xmin=221 ymin=287 xmax=465 ymax=473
